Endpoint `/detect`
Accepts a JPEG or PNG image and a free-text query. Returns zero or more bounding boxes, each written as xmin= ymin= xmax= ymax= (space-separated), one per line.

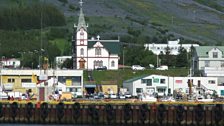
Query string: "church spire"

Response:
xmin=76 ymin=0 xmax=87 ymax=31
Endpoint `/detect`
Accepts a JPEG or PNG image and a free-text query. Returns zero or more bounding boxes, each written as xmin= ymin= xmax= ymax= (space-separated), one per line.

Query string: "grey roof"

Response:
xmin=124 ymin=75 xmax=148 ymax=83
xmin=88 ymin=40 xmax=120 ymax=54
xmin=195 ymin=46 xmax=224 ymax=57
xmin=77 ymin=8 xmax=87 ymax=31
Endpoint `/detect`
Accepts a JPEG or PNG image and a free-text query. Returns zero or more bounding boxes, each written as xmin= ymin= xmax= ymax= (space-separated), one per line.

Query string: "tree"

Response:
xmin=176 ymin=46 xmax=188 ymax=67
xmin=160 ymin=46 xmax=175 ymax=66
xmin=61 ymin=58 xmax=73 ymax=69
xmin=123 ymin=46 xmax=156 ymax=67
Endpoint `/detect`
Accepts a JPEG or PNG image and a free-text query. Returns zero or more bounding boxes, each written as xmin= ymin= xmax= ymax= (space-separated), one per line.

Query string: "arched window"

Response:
xmin=80 ymin=48 xmax=84 ymax=55
xmin=99 ymin=61 xmax=103 ymax=66
xmin=80 ymin=30 xmax=84 ymax=45
xmin=95 ymin=48 xmax=101 ymax=55
xmin=111 ymin=61 xmax=115 ymax=67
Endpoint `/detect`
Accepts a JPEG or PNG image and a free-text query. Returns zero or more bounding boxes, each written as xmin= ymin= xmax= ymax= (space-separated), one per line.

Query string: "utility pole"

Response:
xmin=123 ymin=47 xmax=125 ymax=70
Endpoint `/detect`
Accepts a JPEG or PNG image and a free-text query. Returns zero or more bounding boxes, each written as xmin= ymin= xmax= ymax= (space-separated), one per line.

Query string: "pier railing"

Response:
xmin=0 ymin=102 xmax=223 ymax=125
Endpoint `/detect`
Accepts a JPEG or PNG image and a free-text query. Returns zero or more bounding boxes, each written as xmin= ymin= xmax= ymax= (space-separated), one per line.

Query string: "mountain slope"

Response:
xmin=52 ymin=0 xmax=224 ymax=45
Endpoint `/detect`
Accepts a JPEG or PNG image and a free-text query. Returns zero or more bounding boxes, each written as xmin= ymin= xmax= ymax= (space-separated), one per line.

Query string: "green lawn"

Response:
xmin=84 ymin=68 xmax=189 ymax=87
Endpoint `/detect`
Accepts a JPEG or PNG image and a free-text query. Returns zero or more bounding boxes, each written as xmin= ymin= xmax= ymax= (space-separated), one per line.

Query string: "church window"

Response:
xmin=111 ymin=61 xmax=115 ymax=67
xmin=95 ymin=48 xmax=101 ymax=55
xmin=80 ymin=48 xmax=84 ymax=55
xmin=99 ymin=61 xmax=103 ymax=66
xmin=94 ymin=60 xmax=103 ymax=67
xmin=80 ymin=31 xmax=84 ymax=45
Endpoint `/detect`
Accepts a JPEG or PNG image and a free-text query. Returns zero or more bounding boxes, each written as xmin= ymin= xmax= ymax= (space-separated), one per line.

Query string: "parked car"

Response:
xmin=96 ymin=66 xmax=107 ymax=70
xmin=131 ymin=65 xmax=145 ymax=70
xmin=156 ymin=65 xmax=168 ymax=70
xmin=125 ymin=93 xmax=132 ymax=98
xmin=109 ymin=94 xmax=117 ymax=99
xmin=119 ymin=94 xmax=126 ymax=99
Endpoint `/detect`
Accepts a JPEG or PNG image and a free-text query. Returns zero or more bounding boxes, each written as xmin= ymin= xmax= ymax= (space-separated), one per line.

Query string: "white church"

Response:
xmin=72 ymin=1 xmax=120 ymax=70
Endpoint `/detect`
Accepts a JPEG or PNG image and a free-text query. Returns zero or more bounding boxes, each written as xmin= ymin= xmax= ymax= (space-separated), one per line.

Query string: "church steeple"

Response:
xmin=76 ymin=0 xmax=87 ymax=31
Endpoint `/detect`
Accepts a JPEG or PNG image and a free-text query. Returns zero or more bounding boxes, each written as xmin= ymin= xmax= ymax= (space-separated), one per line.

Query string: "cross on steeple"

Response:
xmin=79 ymin=0 xmax=83 ymax=7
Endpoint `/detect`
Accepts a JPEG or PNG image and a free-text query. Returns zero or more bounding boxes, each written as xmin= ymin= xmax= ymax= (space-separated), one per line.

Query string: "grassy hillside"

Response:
xmin=83 ymin=68 xmax=189 ymax=87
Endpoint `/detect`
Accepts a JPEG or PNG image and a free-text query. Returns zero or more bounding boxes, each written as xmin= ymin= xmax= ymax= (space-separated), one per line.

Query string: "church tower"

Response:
xmin=73 ymin=0 xmax=88 ymax=69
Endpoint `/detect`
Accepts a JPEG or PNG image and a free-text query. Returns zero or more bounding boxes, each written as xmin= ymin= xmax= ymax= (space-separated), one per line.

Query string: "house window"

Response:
xmin=8 ymin=78 xmax=15 ymax=83
xmin=111 ymin=61 xmax=115 ymax=67
xmin=80 ymin=48 xmax=84 ymax=55
xmin=146 ymin=79 xmax=152 ymax=86
xmin=21 ymin=79 xmax=32 ymax=83
xmin=205 ymin=61 xmax=210 ymax=67
xmin=160 ymin=79 xmax=166 ymax=84
xmin=141 ymin=79 xmax=152 ymax=86
xmin=221 ymin=61 xmax=224 ymax=67
xmin=95 ymin=48 xmax=101 ymax=55
xmin=142 ymin=79 xmax=147 ymax=83
xmin=157 ymin=88 xmax=165 ymax=93
xmin=213 ymin=52 xmax=218 ymax=58
xmin=208 ymin=80 xmax=215 ymax=84
xmin=136 ymin=88 xmax=143 ymax=93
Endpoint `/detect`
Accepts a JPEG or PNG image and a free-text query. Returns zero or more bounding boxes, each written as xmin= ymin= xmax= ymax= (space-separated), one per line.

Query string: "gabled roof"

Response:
xmin=88 ymin=40 xmax=120 ymax=54
xmin=195 ymin=46 xmax=224 ymax=57
xmin=124 ymin=75 xmax=148 ymax=83
xmin=124 ymin=74 xmax=169 ymax=83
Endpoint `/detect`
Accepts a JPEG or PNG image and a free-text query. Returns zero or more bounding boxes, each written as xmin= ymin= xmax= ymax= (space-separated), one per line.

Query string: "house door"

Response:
xmin=79 ymin=58 xmax=86 ymax=69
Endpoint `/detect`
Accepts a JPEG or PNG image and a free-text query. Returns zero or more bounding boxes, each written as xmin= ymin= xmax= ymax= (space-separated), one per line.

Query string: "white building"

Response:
xmin=123 ymin=74 xmax=224 ymax=97
xmin=1 ymin=58 xmax=21 ymax=68
xmin=144 ymin=39 xmax=199 ymax=55
xmin=72 ymin=3 xmax=120 ymax=70
xmin=192 ymin=46 xmax=224 ymax=83
xmin=55 ymin=56 xmax=72 ymax=69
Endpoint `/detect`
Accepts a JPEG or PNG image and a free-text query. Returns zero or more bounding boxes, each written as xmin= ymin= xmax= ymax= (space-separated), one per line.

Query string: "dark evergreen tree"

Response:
xmin=176 ymin=46 xmax=188 ymax=67
xmin=160 ymin=46 xmax=175 ymax=67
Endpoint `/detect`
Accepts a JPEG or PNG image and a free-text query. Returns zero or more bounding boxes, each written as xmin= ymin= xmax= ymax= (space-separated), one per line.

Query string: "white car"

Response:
xmin=131 ymin=65 xmax=145 ymax=70
xmin=156 ymin=65 xmax=168 ymax=70
xmin=125 ymin=93 xmax=132 ymax=98
xmin=119 ymin=94 xmax=126 ymax=99
xmin=109 ymin=94 xmax=117 ymax=99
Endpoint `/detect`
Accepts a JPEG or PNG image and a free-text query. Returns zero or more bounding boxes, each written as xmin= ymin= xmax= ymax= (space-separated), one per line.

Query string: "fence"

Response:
xmin=0 ymin=102 xmax=223 ymax=126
